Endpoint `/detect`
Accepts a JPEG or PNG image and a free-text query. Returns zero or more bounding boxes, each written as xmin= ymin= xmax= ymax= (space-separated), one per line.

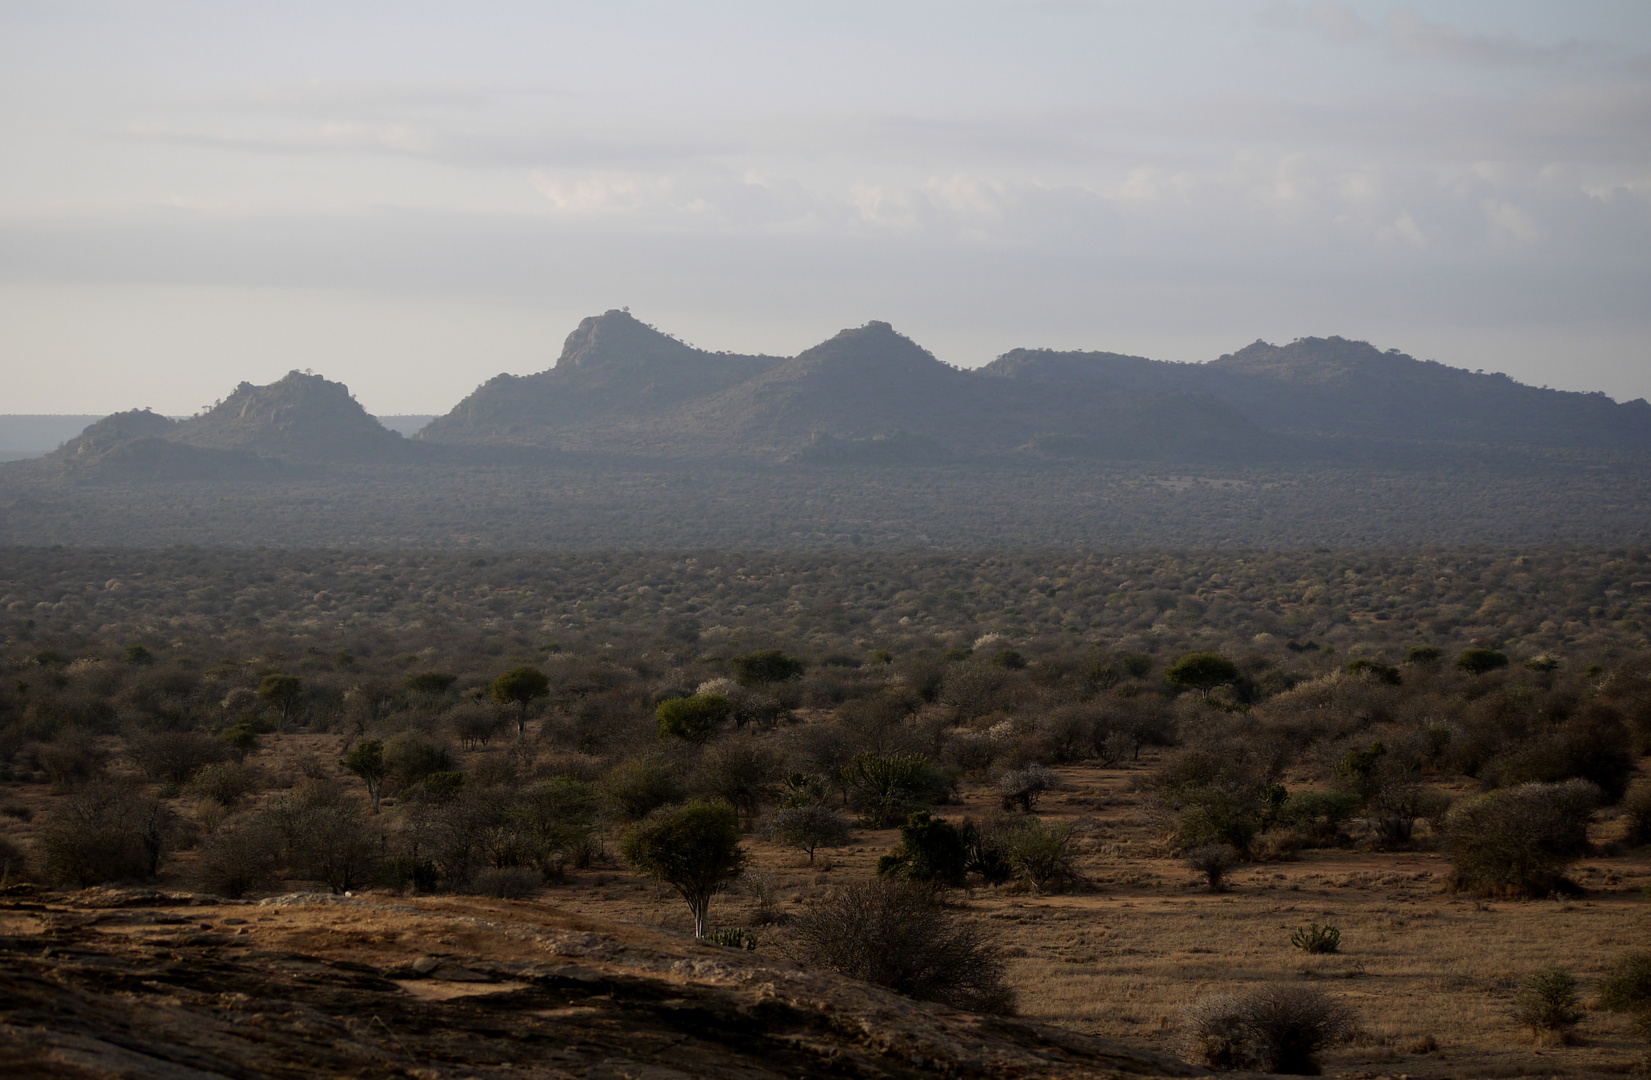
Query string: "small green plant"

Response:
xmin=1291 ymin=922 xmax=1341 ymax=954
xmin=1512 ymin=964 xmax=1581 ymax=1043
xmin=706 ymin=926 xmax=758 ymax=950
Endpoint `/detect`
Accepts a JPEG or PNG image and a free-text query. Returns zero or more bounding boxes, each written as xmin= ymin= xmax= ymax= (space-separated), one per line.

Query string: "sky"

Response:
xmin=1 ymin=1 xmax=1649 ymax=415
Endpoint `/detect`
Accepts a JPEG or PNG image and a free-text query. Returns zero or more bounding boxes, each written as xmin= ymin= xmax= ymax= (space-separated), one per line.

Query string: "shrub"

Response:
xmin=186 ymin=760 xmax=262 ymax=808
xmin=267 ymin=781 xmax=382 ymax=894
xmin=656 ymin=693 xmax=733 ymax=744
xmin=450 ymin=706 xmax=500 ymax=749
xmin=843 ymin=752 xmax=949 ymax=828
xmin=960 ymin=812 xmax=1026 ymax=885
xmin=1291 ymin=922 xmax=1341 ymax=955
xmin=1166 ymin=784 xmax=1265 ymax=855
xmin=1275 ymin=790 xmax=1362 ymax=847
xmin=36 ymin=782 xmax=170 ymax=886
xmin=1184 ymin=985 xmax=1354 ymax=1073
xmin=1443 ymin=779 xmax=1598 ymax=896
xmin=472 ymin=866 xmax=541 ymax=900
xmin=696 ymin=738 xmax=781 ymax=821
xmin=383 ymin=731 xmax=454 ymax=790
xmin=381 ymin=853 xmax=439 ymax=894
xmin=218 ymin=721 xmax=260 ymax=758
xmin=877 ymin=811 xmax=968 ymax=886
xmin=1619 ymin=778 xmax=1651 ymax=845
xmin=784 ymin=878 xmax=1015 ymax=1014
xmin=1008 ymin=818 xmax=1078 ymax=893
xmin=1187 ymin=844 xmax=1238 ymax=893
xmin=0 ymin=835 xmax=28 ymax=885
xmin=1456 ymin=649 xmax=1510 ymax=675
xmin=506 ymin=777 xmax=598 ymax=876
xmin=706 ymin=927 xmax=758 ymax=950
xmin=194 ymin=815 xmax=280 ymax=898
xmin=129 ymin=729 xmax=228 ymax=788
xmin=729 ymin=649 xmax=805 ymax=686
xmin=762 ymin=804 xmax=852 ymax=863
xmin=599 ymin=756 xmax=685 ymax=822
xmin=1598 ymin=951 xmax=1651 ymax=1016
xmin=994 ymin=764 xmax=1061 ymax=812
xmin=1512 ymin=965 xmax=1582 ymax=1042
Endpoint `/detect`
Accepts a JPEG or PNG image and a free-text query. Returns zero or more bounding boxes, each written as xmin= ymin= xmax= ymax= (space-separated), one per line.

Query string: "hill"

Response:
xmin=420 ymin=313 xmax=1279 ymax=463
xmin=418 ymin=309 xmax=786 ymax=449
xmin=986 ymin=336 xmax=1651 ymax=455
xmin=13 ymin=374 xmax=411 ymax=482
xmin=170 ymin=371 xmax=409 ymax=462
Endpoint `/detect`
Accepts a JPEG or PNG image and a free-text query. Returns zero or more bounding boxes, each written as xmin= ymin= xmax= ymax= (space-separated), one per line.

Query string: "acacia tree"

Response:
xmin=729 ymin=648 xmax=805 ymax=686
xmin=620 ymin=800 xmax=747 ymax=938
xmin=1164 ymin=652 xmax=1240 ymax=699
xmin=257 ymin=674 xmax=302 ymax=730
xmin=490 ymin=666 xmax=550 ymax=739
xmin=340 ymin=738 xmax=388 ymax=812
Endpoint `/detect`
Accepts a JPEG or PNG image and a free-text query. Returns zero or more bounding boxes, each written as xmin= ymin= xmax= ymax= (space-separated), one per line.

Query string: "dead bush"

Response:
xmin=186 ymin=760 xmax=263 ymax=808
xmin=1187 ymin=844 xmax=1239 ymax=892
xmin=129 ymin=729 xmax=228 ymax=788
xmin=783 ymin=878 xmax=1015 ymax=1014
xmin=195 ymin=815 xmax=280 ymax=898
xmin=1623 ymin=778 xmax=1651 ymax=847
xmin=472 ymin=866 xmax=540 ymax=900
xmin=36 ymin=781 xmax=172 ymax=887
xmin=0 ymin=835 xmax=28 ymax=885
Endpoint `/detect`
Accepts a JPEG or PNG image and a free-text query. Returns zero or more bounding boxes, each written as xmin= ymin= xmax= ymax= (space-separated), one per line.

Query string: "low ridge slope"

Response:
xmin=0 ymin=888 xmax=1210 ymax=1080
xmin=25 ymin=409 xmax=285 ymax=482
xmin=987 ymin=337 xmax=1651 ymax=454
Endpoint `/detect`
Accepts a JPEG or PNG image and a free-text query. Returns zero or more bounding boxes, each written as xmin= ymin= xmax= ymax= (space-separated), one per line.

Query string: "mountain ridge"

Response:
xmin=11 ymin=315 xmax=1650 ymax=481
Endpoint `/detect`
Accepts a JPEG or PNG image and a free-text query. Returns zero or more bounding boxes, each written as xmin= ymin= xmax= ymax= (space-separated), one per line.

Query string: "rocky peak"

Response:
xmin=170 ymin=371 xmax=405 ymax=461
xmin=554 ymin=309 xmax=702 ymax=372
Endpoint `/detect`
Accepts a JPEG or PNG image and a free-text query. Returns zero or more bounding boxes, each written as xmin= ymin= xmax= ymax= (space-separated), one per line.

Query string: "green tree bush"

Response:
xmin=620 ymin=800 xmax=747 ymax=938
xmin=728 ymin=649 xmax=805 ymax=686
xmin=490 ymin=666 xmax=550 ymax=738
xmin=876 ymin=811 xmax=968 ymax=886
xmin=1456 ymin=649 xmax=1510 ymax=675
xmin=656 ymin=693 xmax=733 ymax=744
xmin=1165 ymin=652 xmax=1240 ymax=698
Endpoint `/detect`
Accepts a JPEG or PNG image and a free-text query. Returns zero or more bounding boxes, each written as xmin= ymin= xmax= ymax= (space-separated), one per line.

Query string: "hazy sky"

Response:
xmin=2 ymin=1 xmax=1649 ymax=415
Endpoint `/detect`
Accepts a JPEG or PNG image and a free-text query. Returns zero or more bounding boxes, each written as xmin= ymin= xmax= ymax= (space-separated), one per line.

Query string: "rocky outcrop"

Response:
xmin=0 ymin=888 xmax=1215 ymax=1080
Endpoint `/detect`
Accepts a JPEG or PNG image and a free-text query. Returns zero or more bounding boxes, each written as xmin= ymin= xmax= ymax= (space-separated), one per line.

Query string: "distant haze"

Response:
xmin=1 ymin=2 xmax=1648 ymax=413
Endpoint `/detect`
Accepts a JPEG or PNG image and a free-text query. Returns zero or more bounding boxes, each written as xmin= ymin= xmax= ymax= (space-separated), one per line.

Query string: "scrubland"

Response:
xmin=3 ymin=544 xmax=1651 ymax=1077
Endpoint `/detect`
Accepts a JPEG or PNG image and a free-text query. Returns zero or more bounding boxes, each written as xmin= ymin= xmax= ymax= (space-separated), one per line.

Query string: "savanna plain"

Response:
xmin=3 ymin=545 xmax=1651 ymax=1078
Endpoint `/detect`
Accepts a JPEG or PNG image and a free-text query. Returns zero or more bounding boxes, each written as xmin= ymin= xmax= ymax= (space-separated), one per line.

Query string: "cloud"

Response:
xmin=1255 ymin=4 xmax=1297 ymax=32
xmin=1387 ymin=10 xmax=1590 ymax=67
xmin=1306 ymin=2 xmax=1373 ymax=45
